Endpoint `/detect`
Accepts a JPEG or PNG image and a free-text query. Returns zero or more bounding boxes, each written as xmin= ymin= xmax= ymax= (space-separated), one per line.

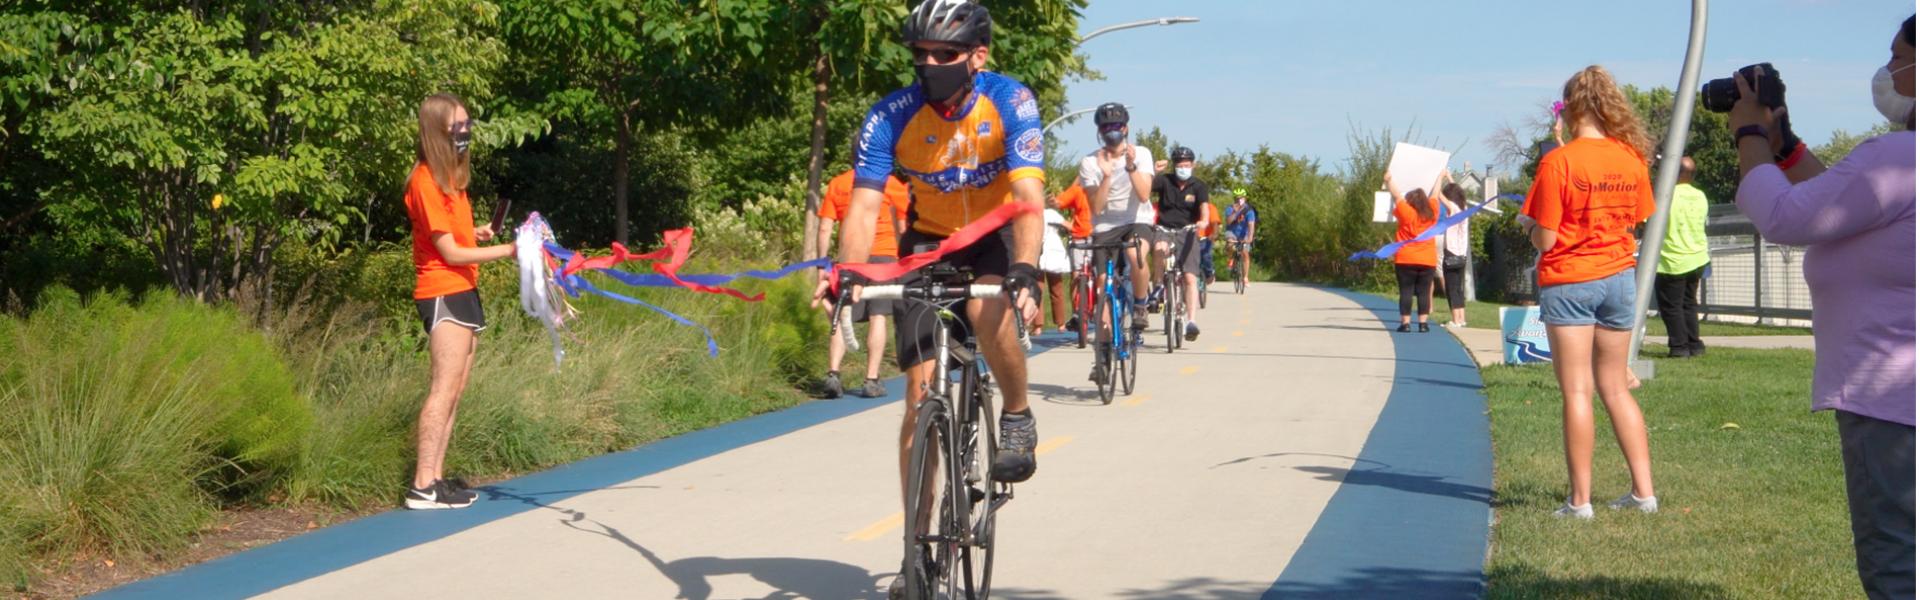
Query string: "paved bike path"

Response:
xmin=98 ymin=283 xmax=1490 ymax=599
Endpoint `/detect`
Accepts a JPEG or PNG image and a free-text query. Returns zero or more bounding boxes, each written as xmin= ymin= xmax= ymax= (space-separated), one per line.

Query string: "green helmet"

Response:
xmin=1233 ymin=188 xmax=1247 ymax=198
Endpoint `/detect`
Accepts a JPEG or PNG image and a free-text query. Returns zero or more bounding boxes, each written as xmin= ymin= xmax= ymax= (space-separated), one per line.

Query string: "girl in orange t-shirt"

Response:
xmin=403 ymin=93 xmax=515 ymax=510
xmin=1519 ymin=65 xmax=1659 ymax=519
xmin=1384 ymin=170 xmax=1444 ymax=332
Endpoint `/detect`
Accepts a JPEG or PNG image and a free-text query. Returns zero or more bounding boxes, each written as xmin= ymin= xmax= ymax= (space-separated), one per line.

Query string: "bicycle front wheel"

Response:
xmin=903 ymin=398 xmax=953 ymax=600
xmin=1121 ymin=331 xmax=1139 ymax=395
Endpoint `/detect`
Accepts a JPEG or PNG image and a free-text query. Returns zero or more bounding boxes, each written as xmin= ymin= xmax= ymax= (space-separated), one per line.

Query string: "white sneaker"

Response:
xmin=1607 ymin=493 xmax=1659 ymax=513
xmin=1551 ymin=501 xmax=1594 ymax=519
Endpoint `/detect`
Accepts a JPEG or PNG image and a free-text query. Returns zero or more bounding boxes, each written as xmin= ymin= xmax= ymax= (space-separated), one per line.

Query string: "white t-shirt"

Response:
xmin=1079 ymin=145 xmax=1156 ymax=234
xmin=1442 ymin=202 xmax=1470 ymax=258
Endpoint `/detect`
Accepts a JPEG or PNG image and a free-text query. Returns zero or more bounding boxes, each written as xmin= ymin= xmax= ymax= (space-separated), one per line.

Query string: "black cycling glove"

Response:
xmin=1004 ymin=262 xmax=1042 ymax=301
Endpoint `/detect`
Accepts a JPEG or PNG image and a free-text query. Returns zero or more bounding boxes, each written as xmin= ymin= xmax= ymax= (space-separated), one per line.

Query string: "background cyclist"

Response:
xmin=1150 ymin=146 xmax=1210 ymax=341
xmin=1077 ymin=102 xmax=1155 ymax=378
xmin=1225 ymin=189 xmax=1258 ymax=288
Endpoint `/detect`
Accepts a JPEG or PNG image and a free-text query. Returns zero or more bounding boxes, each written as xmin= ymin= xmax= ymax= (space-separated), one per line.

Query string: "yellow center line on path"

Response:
xmin=848 ymin=436 xmax=1075 ymax=542
xmin=1179 ymin=366 xmax=1200 ymax=376
xmin=1034 ymin=436 xmax=1074 ymax=456
xmin=1212 ymin=346 xmax=1228 ymax=353
xmin=1122 ymin=393 xmax=1151 ymax=407
xmin=1238 ymin=319 xmax=1251 ymax=326
xmin=846 ymin=512 xmax=904 ymax=542
xmin=1232 ymin=330 xmax=1246 ymax=337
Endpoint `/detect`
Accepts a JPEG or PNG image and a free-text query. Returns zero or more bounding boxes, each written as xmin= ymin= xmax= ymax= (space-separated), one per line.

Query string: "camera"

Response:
xmin=1702 ymin=63 xmax=1784 ymax=113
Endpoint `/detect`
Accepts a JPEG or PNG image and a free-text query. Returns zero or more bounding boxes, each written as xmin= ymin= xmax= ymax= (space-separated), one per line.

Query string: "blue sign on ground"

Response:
xmin=1501 ymin=306 xmax=1552 ymax=364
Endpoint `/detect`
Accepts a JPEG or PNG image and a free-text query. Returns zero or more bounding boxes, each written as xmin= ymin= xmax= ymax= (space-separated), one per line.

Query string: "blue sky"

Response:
xmin=1059 ymin=0 xmax=1914 ymax=176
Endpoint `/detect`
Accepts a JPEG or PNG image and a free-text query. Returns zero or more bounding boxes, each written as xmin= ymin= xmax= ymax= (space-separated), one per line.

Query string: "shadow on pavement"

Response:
xmin=1209 ymin=451 xmax=1387 ymax=471
xmin=1030 ymin=382 xmax=1104 ymax=407
xmin=482 ymin=487 xmax=889 ymax=599
xmin=1292 ymin=464 xmax=1492 ymax=504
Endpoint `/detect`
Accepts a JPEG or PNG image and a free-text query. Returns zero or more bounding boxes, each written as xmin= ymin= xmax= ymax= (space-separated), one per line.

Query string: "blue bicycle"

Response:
xmin=1071 ymin=236 xmax=1140 ymax=405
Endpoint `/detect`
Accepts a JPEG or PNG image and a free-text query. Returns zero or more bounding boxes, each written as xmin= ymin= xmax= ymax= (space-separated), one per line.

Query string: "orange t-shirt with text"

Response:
xmin=1392 ymin=196 xmax=1440 ymax=267
xmin=819 ymin=170 xmax=912 ymax=258
xmin=1522 ymin=137 xmax=1655 ymax=287
xmin=405 ymin=162 xmax=479 ymax=299
xmin=1052 ymin=184 xmax=1093 ymax=239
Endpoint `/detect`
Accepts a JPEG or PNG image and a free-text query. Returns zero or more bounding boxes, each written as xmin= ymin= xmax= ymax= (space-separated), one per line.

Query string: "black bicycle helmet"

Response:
xmin=902 ymin=0 xmax=993 ymax=48
xmin=1170 ymin=146 xmax=1196 ymax=163
xmin=1093 ymin=102 xmax=1129 ymax=127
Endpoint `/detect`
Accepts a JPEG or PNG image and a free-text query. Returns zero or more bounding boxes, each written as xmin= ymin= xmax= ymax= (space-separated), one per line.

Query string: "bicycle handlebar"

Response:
xmin=860 ymin=283 xmax=1005 ymax=302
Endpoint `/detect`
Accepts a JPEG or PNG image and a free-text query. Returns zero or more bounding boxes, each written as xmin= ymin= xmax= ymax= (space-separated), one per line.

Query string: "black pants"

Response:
xmin=1838 ymin=411 xmax=1916 ymax=600
xmin=1394 ymin=264 xmax=1435 ymax=318
xmin=1442 ymin=260 xmax=1468 ymax=311
xmin=1654 ymin=266 xmax=1705 ymax=353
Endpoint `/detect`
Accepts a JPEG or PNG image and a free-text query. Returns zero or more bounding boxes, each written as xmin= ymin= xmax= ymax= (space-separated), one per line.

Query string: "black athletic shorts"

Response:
xmin=892 ymin=226 xmax=1013 ymax=370
xmin=849 ymin=255 xmax=898 ymax=323
xmin=416 ymin=289 xmax=487 ymax=334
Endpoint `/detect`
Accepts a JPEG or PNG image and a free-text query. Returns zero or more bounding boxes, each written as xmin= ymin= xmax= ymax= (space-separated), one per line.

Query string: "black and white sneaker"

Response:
xmin=405 ymin=479 xmax=477 ymax=510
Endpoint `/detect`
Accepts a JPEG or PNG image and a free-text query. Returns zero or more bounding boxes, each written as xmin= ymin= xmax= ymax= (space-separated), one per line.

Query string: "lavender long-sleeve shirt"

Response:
xmin=1736 ymin=131 xmax=1915 ymax=426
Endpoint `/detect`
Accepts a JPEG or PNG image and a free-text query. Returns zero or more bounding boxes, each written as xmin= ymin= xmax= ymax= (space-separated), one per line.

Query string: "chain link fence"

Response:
xmin=1700 ymin=204 xmax=1812 ymax=326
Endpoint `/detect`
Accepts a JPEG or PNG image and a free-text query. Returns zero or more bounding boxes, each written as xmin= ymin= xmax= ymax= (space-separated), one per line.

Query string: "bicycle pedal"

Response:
xmin=968 ymin=486 xmax=986 ymax=505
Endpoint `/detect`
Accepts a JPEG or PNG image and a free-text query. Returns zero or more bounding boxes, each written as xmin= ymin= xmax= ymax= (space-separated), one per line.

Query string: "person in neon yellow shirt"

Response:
xmin=1655 ymin=156 xmax=1710 ymax=358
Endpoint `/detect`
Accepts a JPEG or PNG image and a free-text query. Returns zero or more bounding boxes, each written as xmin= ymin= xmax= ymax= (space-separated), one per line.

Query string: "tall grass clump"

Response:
xmin=0 ymin=287 xmax=306 ymax=564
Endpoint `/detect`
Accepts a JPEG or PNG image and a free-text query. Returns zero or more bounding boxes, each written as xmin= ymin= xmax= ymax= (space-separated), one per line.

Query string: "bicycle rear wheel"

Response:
xmin=903 ymin=398 xmax=952 ymax=600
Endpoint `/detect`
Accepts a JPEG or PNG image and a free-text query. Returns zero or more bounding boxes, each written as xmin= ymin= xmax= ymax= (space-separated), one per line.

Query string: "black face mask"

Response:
xmin=452 ymin=130 xmax=472 ymax=155
xmin=915 ymin=61 xmax=973 ymax=105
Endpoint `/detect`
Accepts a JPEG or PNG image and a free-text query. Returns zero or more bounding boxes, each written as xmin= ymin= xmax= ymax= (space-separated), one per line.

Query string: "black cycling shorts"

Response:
xmin=891 ymin=226 xmax=1013 ymax=370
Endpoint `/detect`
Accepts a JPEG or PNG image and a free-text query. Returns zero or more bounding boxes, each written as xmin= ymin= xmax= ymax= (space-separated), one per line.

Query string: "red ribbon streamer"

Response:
xmin=559 ymin=228 xmax=765 ymax=301
xmin=834 ymin=201 xmax=1040 ymax=286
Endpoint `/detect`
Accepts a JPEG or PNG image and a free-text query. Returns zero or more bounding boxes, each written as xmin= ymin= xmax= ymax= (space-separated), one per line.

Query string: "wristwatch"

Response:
xmin=1734 ymin=124 xmax=1769 ymax=144
xmin=1125 ymin=162 xmax=1137 ymax=173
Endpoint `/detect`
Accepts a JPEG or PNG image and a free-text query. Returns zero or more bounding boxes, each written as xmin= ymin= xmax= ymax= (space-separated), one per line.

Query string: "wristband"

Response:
xmin=1734 ymin=124 xmax=1769 ymax=144
xmin=1775 ymin=142 xmax=1808 ymax=171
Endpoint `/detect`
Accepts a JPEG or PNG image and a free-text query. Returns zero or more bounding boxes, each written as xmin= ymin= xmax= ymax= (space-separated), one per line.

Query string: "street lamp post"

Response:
xmin=1078 ymin=17 xmax=1200 ymax=46
xmin=1043 ymin=104 xmax=1131 ymax=136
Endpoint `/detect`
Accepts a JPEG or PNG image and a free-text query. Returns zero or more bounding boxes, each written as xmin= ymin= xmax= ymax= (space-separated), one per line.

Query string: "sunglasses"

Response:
xmin=911 ymin=46 xmax=972 ymax=64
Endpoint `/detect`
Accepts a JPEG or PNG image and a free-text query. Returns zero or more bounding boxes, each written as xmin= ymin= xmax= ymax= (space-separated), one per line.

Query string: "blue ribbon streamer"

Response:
xmin=1349 ymin=194 xmax=1521 ymax=261
xmin=539 ymin=242 xmax=831 ymax=357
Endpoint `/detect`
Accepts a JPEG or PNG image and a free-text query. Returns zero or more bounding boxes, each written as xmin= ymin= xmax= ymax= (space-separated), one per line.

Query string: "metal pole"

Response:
xmin=1753 ymin=234 xmax=1764 ymax=324
xmin=1078 ymin=17 xmax=1200 ymax=46
xmin=1627 ymin=0 xmax=1708 ymax=380
xmin=1044 ymin=107 xmax=1101 ymax=135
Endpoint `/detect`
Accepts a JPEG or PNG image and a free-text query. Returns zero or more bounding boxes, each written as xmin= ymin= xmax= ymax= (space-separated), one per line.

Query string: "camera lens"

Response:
xmin=1700 ymin=78 xmax=1737 ymax=113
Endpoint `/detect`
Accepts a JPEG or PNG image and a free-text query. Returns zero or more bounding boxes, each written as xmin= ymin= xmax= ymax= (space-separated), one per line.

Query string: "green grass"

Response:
xmin=1406 ymin=297 xmax=1811 ymax=337
xmin=0 ymin=251 xmax=827 ymax=593
xmin=1481 ymin=346 xmax=1855 ymax=599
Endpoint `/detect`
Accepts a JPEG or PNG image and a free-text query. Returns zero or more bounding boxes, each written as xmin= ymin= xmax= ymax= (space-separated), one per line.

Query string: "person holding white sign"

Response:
xmin=1519 ymin=65 xmax=1659 ymax=520
xmin=1383 ymin=170 xmax=1445 ymax=333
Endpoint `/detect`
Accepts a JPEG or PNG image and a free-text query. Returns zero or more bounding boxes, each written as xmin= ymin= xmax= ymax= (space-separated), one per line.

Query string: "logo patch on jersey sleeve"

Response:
xmin=1013 ymin=88 xmax=1039 ymax=121
xmin=1015 ymin=129 xmax=1045 ymax=163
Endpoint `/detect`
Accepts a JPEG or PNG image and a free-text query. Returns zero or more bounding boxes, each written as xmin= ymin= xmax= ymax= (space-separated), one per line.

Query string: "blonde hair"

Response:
xmin=416 ymin=93 xmax=471 ymax=196
xmin=1561 ymin=66 xmax=1653 ymax=161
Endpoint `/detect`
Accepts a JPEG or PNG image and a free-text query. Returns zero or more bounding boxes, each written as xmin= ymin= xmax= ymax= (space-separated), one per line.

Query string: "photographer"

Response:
xmin=1727 ymin=16 xmax=1915 ymax=599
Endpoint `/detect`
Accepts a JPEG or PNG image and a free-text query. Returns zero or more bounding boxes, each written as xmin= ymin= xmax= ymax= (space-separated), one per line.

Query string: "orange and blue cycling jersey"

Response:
xmin=852 ymin=71 xmax=1046 ymax=237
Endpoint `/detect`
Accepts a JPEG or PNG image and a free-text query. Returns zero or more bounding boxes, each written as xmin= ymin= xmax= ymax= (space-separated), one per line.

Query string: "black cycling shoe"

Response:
xmin=1419 ymin=322 xmax=1431 ymax=333
xmin=991 ymin=412 xmax=1038 ymax=483
xmin=1396 ymin=323 xmax=1411 ymax=333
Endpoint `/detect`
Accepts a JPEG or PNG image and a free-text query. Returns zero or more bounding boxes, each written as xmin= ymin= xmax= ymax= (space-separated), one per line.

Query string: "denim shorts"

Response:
xmin=1538 ymin=269 xmax=1637 ymax=329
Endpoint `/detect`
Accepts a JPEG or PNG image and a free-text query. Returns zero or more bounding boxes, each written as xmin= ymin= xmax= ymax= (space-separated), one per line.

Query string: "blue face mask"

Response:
xmin=1100 ymin=129 xmax=1127 ymax=148
xmin=1175 ymin=167 xmax=1193 ymax=180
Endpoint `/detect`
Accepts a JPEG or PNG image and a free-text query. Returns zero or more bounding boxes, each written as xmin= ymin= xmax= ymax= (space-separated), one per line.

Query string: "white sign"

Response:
xmin=1372 ymin=191 xmax=1393 ymax=223
xmin=1387 ymin=143 xmax=1451 ymax=199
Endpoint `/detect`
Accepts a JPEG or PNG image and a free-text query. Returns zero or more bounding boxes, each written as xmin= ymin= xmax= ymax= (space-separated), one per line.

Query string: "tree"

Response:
xmin=27 ymin=1 xmax=540 ymax=302
xmin=500 ymin=0 xmax=805 ymax=246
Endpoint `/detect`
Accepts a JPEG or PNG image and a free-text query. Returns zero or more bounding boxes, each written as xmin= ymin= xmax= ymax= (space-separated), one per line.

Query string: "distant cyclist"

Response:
xmin=1150 ymin=146 xmax=1209 ymax=340
xmin=1224 ymin=190 xmax=1258 ymax=288
xmin=1198 ymin=199 xmax=1220 ymax=289
xmin=1078 ymin=102 xmax=1155 ymax=344
xmin=814 ymin=2 xmax=1046 ymax=595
